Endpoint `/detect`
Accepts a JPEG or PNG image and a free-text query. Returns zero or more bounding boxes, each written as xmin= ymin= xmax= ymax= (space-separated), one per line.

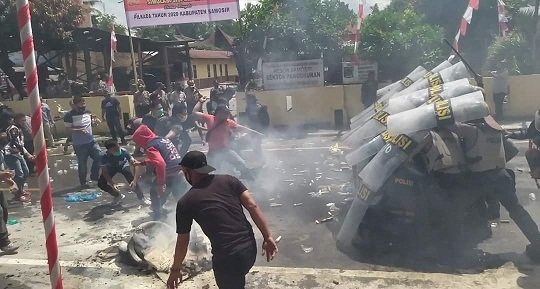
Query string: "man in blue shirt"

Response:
xmin=64 ymin=97 xmax=101 ymax=188
xmin=98 ymin=140 xmax=149 ymax=206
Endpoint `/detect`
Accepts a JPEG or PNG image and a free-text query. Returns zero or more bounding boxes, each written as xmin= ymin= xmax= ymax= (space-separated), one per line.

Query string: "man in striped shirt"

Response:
xmin=63 ymin=97 xmax=101 ymax=188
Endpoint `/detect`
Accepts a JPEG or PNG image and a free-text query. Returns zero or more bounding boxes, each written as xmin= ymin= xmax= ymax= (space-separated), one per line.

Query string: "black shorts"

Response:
xmin=212 ymin=244 xmax=257 ymax=289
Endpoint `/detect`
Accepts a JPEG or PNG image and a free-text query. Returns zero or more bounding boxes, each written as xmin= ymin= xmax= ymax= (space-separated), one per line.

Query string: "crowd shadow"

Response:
xmin=83 ymin=203 xmax=138 ymax=222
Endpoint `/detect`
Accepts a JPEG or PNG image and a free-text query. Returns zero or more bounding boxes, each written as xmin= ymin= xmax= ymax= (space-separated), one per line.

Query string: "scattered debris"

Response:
xmin=333 ymin=280 xmax=340 ymax=285
xmin=301 ymin=245 xmax=313 ymax=253
xmin=270 ymin=203 xmax=283 ymax=207
xmin=275 ymin=236 xmax=282 ymax=243
xmin=529 ymin=193 xmax=537 ymax=201
xmin=516 ymin=167 xmax=524 ymax=172
xmin=490 ymin=222 xmax=497 ymax=228
xmin=316 ymin=216 xmax=334 ymax=224
xmin=500 ymin=219 xmax=510 ymax=224
xmin=7 ymin=219 xmax=18 ymax=225
xmin=293 ymin=203 xmax=303 ymax=207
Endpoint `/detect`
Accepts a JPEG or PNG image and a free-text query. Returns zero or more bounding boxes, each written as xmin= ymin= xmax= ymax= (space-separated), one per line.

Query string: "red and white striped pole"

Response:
xmin=15 ymin=1 xmax=63 ymax=288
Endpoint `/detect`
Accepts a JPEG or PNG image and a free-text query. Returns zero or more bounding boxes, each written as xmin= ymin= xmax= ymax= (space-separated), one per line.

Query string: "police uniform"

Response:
xmin=457 ymin=121 xmax=540 ymax=259
xmin=425 ymin=128 xmax=470 ymax=262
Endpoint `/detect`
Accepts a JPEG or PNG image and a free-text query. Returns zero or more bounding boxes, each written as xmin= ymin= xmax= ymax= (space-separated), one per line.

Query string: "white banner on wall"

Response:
xmin=263 ymin=59 xmax=324 ymax=90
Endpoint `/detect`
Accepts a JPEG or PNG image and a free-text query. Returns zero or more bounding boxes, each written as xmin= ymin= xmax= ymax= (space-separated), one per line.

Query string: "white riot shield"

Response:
xmin=337 ymin=131 xmax=429 ymax=248
xmin=349 ymin=66 xmax=428 ymax=125
xmin=345 ymin=82 xmax=478 ymax=166
xmin=395 ymin=62 xmax=471 ymax=96
xmin=386 ymin=91 xmax=489 ymax=136
xmin=345 ymin=134 xmax=385 ymax=167
xmin=386 ymin=80 xmax=478 ymax=113
xmin=345 ymin=82 xmax=478 ymax=149
xmin=349 ymin=61 xmax=454 ymax=129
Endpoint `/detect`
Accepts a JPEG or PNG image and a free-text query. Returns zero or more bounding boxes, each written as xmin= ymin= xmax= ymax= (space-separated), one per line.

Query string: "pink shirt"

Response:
xmin=201 ymin=114 xmax=238 ymax=152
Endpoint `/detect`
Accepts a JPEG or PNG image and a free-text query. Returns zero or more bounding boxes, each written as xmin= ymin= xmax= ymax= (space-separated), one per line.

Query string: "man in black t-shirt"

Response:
xmin=101 ymin=92 xmax=125 ymax=144
xmin=167 ymin=151 xmax=278 ymax=289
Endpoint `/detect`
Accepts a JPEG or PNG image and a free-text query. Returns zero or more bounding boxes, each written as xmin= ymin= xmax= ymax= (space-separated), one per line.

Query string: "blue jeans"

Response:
xmin=208 ymin=149 xmax=253 ymax=180
xmin=149 ymin=173 xmax=188 ymax=220
xmin=4 ymin=154 xmax=29 ymax=195
xmin=73 ymin=141 xmax=102 ymax=186
xmin=106 ymin=116 xmax=125 ymax=142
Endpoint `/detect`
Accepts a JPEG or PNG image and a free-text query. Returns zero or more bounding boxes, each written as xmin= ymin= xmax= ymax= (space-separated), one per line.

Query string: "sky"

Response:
xmin=101 ymin=0 xmax=391 ymax=27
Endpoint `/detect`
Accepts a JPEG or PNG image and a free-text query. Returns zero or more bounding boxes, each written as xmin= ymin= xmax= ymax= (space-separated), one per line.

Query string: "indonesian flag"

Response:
xmin=498 ymin=0 xmax=509 ymax=35
xmin=107 ymin=25 xmax=117 ymax=92
xmin=353 ymin=0 xmax=366 ymax=65
xmin=453 ymin=0 xmax=480 ymax=53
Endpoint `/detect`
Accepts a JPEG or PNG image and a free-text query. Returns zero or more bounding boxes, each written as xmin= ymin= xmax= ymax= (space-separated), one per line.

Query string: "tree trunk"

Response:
xmin=71 ymin=49 xmax=79 ymax=80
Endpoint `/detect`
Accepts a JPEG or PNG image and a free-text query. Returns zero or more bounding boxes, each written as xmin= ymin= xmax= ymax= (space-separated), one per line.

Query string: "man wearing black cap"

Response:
xmin=192 ymin=97 xmax=263 ymax=180
xmin=167 ymin=151 xmax=278 ymax=289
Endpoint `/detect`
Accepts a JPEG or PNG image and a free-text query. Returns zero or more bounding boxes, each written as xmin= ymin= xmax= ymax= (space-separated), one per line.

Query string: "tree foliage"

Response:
xmin=240 ymin=0 xmax=355 ymax=79
xmin=486 ymin=33 xmax=531 ymax=74
xmin=359 ymin=8 xmax=444 ymax=80
xmin=386 ymin=0 xmax=497 ymax=72
xmin=0 ymin=0 xmax=83 ymax=53
xmin=92 ymin=13 xmax=127 ymax=35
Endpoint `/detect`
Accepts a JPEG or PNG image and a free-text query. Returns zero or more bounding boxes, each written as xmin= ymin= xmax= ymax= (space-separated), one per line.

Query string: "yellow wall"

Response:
xmin=237 ymin=74 xmax=540 ymax=127
xmin=191 ymin=58 xmax=238 ymax=80
xmin=480 ymin=74 xmax=540 ymax=119
xmin=237 ymin=86 xmax=346 ymax=127
xmin=2 ymin=95 xmax=134 ymax=137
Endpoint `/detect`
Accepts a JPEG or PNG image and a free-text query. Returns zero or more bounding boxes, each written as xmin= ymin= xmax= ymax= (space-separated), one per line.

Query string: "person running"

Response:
xmin=131 ymin=125 xmax=187 ymax=220
xmin=98 ymin=140 xmax=150 ymax=206
xmin=64 ymin=97 xmax=101 ymax=188
xmin=192 ymin=98 xmax=262 ymax=181
xmin=167 ymin=151 xmax=278 ymax=289
xmin=4 ymin=113 xmax=34 ymax=203
xmin=101 ymin=91 xmax=126 ymax=144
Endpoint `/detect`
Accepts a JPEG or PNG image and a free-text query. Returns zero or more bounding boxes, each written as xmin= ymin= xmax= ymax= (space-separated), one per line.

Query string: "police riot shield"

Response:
xmin=386 ymin=80 xmax=478 ymax=113
xmin=344 ymin=81 xmax=478 ymax=149
xmin=386 ymin=91 xmax=488 ymax=136
xmin=337 ymin=131 xmax=429 ymax=248
xmin=349 ymin=61 xmax=456 ymax=130
xmin=349 ymin=66 xmax=428 ymax=125
xmin=345 ymin=110 xmax=390 ymax=149
xmin=345 ymin=134 xmax=385 ymax=167
xmin=395 ymin=62 xmax=471 ymax=96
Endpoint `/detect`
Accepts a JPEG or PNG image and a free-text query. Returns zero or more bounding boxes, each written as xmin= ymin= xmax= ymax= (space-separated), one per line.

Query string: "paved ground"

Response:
xmin=0 ymin=128 xmax=540 ymax=289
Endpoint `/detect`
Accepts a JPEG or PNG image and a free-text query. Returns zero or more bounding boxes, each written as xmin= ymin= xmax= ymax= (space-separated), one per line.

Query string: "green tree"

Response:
xmin=92 ymin=12 xmax=127 ymax=35
xmin=240 ymin=0 xmax=355 ymax=81
xmin=0 ymin=0 xmax=83 ymax=93
xmin=386 ymin=0 xmax=498 ymax=72
xmin=359 ymin=8 xmax=445 ymax=80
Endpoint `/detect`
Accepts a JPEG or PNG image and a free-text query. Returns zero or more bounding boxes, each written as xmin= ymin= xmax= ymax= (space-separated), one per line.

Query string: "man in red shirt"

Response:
xmin=192 ymin=98 xmax=262 ymax=181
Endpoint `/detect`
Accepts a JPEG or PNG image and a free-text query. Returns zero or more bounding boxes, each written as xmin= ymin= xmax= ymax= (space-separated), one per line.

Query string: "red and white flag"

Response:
xmin=453 ymin=0 xmax=480 ymax=53
xmin=353 ymin=0 xmax=366 ymax=65
xmin=107 ymin=25 xmax=117 ymax=93
xmin=498 ymin=0 xmax=509 ymax=36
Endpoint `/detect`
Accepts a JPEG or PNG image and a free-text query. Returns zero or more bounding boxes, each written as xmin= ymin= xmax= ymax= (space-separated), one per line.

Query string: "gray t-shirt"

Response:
xmin=63 ymin=109 xmax=94 ymax=145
